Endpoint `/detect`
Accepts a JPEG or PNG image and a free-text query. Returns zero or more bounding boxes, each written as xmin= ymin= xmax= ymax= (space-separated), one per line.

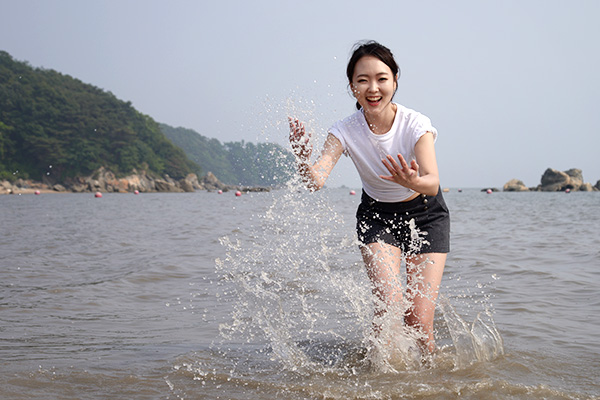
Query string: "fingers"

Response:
xmin=380 ymin=154 xmax=420 ymax=184
xmin=288 ymin=117 xmax=306 ymax=141
xmin=288 ymin=117 xmax=304 ymax=131
xmin=381 ymin=156 xmax=395 ymax=175
xmin=410 ymin=159 xmax=419 ymax=174
xmin=382 ymin=154 xmax=404 ymax=175
xmin=392 ymin=153 xmax=419 ymax=174
xmin=396 ymin=153 xmax=410 ymax=171
xmin=288 ymin=117 xmax=301 ymax=130
xmin=288 ymin=117 xmax=298 ymax=136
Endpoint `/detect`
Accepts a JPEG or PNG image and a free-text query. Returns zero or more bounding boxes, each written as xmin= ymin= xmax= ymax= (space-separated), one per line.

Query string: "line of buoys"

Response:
xmin=93 ymin=189 xmax=247 ymax=197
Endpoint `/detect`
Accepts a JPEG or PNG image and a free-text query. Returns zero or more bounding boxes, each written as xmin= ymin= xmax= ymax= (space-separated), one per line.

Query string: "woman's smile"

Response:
xmin=352 ymin=55 xmax=398 ymax=132
xmin=366 ymin=96 xmax=383 ymax=106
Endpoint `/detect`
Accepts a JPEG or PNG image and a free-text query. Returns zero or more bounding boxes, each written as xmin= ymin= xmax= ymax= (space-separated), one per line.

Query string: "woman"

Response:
xmin=288 ymin=41 xmax=450 ymax=354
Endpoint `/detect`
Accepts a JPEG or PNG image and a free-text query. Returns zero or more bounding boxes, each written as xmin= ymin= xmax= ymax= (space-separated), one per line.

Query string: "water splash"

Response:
xmin=216 ymin=174 xmax=368 ymax=373
xmin=215 ymin=183 xmax=506 ymax=374
xmin=438 ymin=294 xmax=504 ymax=369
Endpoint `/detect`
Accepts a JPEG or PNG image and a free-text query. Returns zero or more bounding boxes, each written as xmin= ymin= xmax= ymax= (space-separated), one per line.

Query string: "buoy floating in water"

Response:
xmin=34 ymin=190 xmax=41 ymax=195
xmin=95 ymin=192 xmax=102 ymax=198
xmin=349 ymin=190 xmax=356 ymax=195
xmin=486 ymin=189 xmax=493 ymax=194
xmin=218 ymin=190 xmax=223 ymax=194
xmin=134 ymin=190 xmax=139 ymax=195
xmin=235 ymin=191 xmax=242 ymax=197
xmin=565 ymin=188 xmax=571 ymax=193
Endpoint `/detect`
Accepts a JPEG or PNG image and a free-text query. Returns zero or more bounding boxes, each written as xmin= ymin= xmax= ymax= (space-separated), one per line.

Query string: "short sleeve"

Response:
xmin=328 ymin=120 xmax=348 ymax=151
xmin=410 ymin=114 xmax=437 ymax=150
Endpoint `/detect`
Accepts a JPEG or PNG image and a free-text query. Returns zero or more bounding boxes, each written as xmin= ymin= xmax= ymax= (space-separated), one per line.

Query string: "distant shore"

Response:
xmin=4 ymin=167 xmax=599 ymax=195
xmin=1 ymin=168 xmax=270 ymax=195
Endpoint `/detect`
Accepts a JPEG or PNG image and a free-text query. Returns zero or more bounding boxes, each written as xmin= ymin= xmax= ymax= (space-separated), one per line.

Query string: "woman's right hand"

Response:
xmin=288 ymin=117 xmax=312 ymax=162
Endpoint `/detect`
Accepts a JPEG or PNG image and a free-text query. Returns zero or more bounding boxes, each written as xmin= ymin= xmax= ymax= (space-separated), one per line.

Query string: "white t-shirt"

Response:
xmin=329 ymin=103 xmax=437 ymax=202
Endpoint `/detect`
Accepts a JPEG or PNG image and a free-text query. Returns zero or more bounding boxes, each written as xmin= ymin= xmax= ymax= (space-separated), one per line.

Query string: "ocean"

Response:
xmin=1 ymin=185 xmax=599 ymax=399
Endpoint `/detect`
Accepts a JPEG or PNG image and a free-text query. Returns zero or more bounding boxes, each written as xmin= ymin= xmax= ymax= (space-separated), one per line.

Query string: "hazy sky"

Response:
xmin=2 ymin=0 xmax=599 ymax=188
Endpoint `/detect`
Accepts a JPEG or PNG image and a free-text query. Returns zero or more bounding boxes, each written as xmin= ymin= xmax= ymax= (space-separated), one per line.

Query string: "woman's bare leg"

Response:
xmin=405 ymin=252 xmax=446 ymax=353
xmin=360 ymin=242 xmax=403 ymax=333
xmin=361 ymin=243 xmax=446 ymax=354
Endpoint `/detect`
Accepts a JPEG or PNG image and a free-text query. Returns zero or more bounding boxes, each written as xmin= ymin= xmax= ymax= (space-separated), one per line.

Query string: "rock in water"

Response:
xmin=503 ymin=179 xmax=529 ymax=192
xmin=540 ymin=168 xmax=583 ymax=191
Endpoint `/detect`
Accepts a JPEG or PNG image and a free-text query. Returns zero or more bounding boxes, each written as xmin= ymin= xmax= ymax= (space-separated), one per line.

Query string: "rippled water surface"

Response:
xmin=1 ymin=188 xmax=599 ymax=399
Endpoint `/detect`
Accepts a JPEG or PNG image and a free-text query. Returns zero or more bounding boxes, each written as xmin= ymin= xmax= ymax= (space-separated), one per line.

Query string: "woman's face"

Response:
xmin=351 ymin=55 xmax=397 ymax=116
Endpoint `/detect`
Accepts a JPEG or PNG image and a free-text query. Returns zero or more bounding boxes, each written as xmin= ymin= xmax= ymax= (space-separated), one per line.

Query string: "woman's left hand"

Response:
xmin=380 ymin=154 xmax=421 ymax=188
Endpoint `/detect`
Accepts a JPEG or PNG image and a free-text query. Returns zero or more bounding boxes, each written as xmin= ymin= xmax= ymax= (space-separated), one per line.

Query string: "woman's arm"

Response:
xmin=380 ymin=131 xmax=440 ymax=196
xmin=289 ymin=118 xmax=344 ymax=191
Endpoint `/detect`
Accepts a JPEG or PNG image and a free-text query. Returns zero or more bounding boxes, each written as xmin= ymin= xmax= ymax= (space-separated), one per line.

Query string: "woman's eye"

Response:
xmin=379 ymin=78 xmax=388 ymax=82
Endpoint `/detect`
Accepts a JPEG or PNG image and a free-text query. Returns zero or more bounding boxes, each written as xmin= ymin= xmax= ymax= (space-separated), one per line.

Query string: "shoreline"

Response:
xmin=1 ymin=169 xmax=271 ymax=196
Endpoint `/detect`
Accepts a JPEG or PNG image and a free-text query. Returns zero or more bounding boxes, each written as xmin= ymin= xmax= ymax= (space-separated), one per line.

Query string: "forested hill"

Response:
xmin=0 ymin=50 xmax=294 ymax=187
xmin=159 ymin=124 xmax=295 ymax=187
xmin=0 ymin=51 xmax=198 ymax=182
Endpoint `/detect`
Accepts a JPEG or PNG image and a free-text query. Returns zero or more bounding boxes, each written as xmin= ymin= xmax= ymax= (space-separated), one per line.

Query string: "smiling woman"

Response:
xmin=349 ymin=55 xmax=397 ymax=135
xmin=346 ymin=41 xmax=399 ymax=114
xmin=288 ymin=41 xmax=450 ymax=358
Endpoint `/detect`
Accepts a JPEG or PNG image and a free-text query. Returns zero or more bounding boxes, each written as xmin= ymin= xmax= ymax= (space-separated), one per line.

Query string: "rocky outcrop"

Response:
xmin=0 ymin=178 xmax=53 ymax=194
xmin=1 ymin=167 xmax=271 ymax=194
xmin=200 ymin=171 xmax=229 ymax=191
xmin=579 ymin=183 xmax=595 ymax=192
xmin=503 ymin=179 xmax=529 ymax=192
xmin=540 ymin=168 xmax=584 ymax=191
xmin=65 ymin=167 xmax=156 ymax=193
xmin=501 ymin=168 xmax=599 ymax=192
xmin=69 ymin=167 xmax=212 ymax=193
xmin=195 ymin=171 xmax=270 ymax=193
xmin=154 ymin=179 xmax=184 ymax=193
xmin=180 ymin=173 xmax=200 ymax=192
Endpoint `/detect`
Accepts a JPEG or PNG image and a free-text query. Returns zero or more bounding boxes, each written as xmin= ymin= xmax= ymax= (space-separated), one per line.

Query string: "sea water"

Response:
xmin=1 ymin=187 xmax=599 ymax=399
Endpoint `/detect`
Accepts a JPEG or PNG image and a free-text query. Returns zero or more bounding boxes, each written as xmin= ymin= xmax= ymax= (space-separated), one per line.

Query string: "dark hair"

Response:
xmin=346 ymin=41 xmax=400 ymax=110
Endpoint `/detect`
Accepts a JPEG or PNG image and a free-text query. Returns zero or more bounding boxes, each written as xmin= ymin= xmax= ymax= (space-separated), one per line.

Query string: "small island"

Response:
xmin=502 ymin=168 xmax=600 ymax=192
